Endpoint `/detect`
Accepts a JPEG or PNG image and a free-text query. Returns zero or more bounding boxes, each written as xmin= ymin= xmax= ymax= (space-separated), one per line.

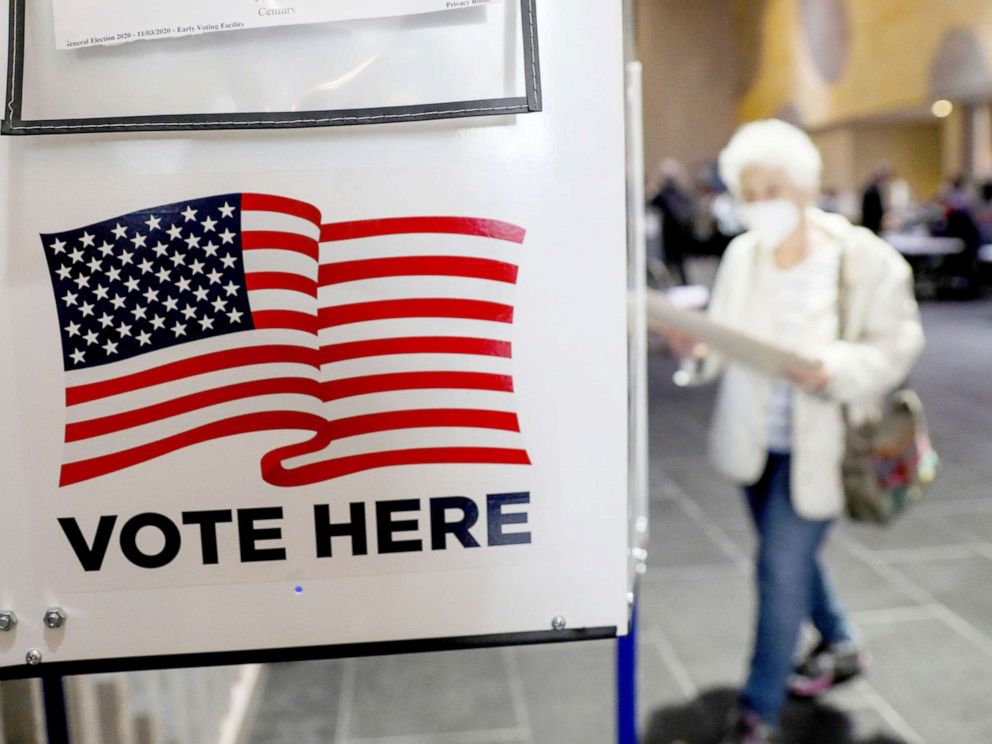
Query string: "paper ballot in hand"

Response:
xmin=645 ymin=289 xmax=820 ymax=379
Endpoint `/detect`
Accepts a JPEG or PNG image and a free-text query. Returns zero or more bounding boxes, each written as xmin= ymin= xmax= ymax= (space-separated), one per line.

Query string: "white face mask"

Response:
xmin=739 ymin=199 xmax=802 ymax=249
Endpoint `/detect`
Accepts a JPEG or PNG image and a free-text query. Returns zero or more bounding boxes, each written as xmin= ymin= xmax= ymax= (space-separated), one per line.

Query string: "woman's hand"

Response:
xmin=784 ymin=363 xmax=831 ymax=393
xmin=659 ymin=327 xmax=708 ymax=360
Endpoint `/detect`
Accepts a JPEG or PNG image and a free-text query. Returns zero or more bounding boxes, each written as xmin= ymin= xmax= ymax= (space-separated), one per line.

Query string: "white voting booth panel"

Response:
xmin=0 ymin=1 xmax=629 ymax=679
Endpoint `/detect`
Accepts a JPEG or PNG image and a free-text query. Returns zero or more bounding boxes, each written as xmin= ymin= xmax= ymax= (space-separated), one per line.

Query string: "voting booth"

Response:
xmin=0 ymin=1 xmax=640 ymax=717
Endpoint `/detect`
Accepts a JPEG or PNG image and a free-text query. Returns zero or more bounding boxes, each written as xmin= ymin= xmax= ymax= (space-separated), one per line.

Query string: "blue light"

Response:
xmin=294 ymin=585 xmax=303 ymax=595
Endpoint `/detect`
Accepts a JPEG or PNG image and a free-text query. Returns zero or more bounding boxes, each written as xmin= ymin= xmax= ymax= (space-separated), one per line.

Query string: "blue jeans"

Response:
xmin=741 ymin=452 xmax=854 ymax=723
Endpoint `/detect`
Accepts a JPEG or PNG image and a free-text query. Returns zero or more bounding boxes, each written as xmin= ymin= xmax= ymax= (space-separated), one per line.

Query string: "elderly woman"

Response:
xmin=666 ymin=120 xmax=924 ymax=743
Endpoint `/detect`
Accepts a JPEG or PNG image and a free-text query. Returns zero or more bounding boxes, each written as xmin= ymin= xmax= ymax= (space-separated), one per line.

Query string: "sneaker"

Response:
xmin=719 ymin=708 xmax=779 ymax=744
xmin=788 ymin=639 xmax=870 ymax=698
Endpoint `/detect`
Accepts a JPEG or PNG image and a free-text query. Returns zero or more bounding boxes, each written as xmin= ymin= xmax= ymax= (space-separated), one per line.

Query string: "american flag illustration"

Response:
xmin=43 ymin=194 xmax=531 ymax=487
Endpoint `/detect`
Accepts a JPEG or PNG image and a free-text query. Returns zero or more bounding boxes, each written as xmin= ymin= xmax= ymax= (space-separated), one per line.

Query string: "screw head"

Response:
xmin=0 ymin=611 xmax=16 ymax=632
xmin=25 ymin=649 xmax=42 ymax=666
xmin=551 ymin=615 xmax=567 ymax=632
xmin=43 ymin=608 xmax=66 ymax=630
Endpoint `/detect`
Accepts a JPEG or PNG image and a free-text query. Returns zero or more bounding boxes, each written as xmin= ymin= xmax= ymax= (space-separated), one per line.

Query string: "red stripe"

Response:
xmin=242 ymin=194 xmax=322 ymax=226
xmin=318 ymin=257 xmax=518 ymax=286
xmin=66 ymin=345 xmax=319 ymax=406
xmin=325 ymin=408 xmax=521 ymax=440
xmin=320 ymin=371 xmax=514 ymax=401
xmin=320 ymin=337 xmax=512 ymax=364
xmin=254 ymin=310 xmax=320 ymax=335
xmin=318 ymin=299 xmax=513 ymax=328
xmin=262 ymin=447 xmax=531 ymax=487
xmin=246 ymin=271 xmax=318 ymax=297
xmin=66 ymin=377 xmax=321 ymax=442
xmin=242 ymin=231 xmax=319 ymax=260
xmin=320 ymin=217 xmax=526 ymax=244
xmin=60 ymin=411 xmax=327 ymax=487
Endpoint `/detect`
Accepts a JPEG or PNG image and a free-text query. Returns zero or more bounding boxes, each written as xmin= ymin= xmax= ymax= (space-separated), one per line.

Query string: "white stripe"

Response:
xmin=64 ymin=393 xmax=324 ymax=462
xmin=248 ymin=288 xmax=316 ymax=315
xmin=243 ymin=249 xmax=316 ymax=278
xmin=318 ymin=275 xmax=516 ymax=307
xmin=284 ymin=427 xmax=525 ymax=468
xmin=320 ymin=233 xmax=521 ymax=263
xmin=323 ymin=389 xmax=516 ymax=420
xmin=65 ymin=329 xmax=316 ymax=387
xmin=66 ymin=362 xmax=317 ymax=422
xmin=318 ymin=318 xmax=514 ymax=345
xmin=242 ymin=211 xmax=320 ymax=240
xmin=324 ymin=353 xmax=513 ymax=379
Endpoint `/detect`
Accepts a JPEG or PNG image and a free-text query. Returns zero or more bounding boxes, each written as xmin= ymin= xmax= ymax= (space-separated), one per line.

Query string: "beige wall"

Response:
xmin=635 ymin=0 xmax=739 ymax=178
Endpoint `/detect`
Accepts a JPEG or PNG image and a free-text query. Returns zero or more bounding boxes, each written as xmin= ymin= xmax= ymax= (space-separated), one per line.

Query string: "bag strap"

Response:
xmin=836 ymin=244 xmax=853 ymax=427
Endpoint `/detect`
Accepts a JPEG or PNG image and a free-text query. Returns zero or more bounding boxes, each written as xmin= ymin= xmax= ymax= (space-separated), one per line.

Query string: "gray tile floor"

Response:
xmin=247 ymin=298 xmax=992 ymax=744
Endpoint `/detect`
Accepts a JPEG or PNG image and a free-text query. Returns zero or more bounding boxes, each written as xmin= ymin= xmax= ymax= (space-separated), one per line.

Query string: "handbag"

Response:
xmin=837 ymin=250 xmax=939 ymax=525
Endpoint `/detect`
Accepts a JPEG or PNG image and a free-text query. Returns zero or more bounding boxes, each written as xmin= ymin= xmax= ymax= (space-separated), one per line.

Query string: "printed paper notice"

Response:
xmin=53 ymin=0 xmax=502 ymax=50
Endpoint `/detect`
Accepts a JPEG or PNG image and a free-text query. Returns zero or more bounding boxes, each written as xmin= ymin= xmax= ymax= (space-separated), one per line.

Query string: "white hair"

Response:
xmin=718 ymin=119 xmax=822 ymax=198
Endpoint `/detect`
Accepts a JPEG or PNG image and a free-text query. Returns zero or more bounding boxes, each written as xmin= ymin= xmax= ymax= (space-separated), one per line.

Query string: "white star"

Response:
xmin=70 ymin=349 xmax=86 ymax=365
xmin=198 ymin=316 xmax=215 ymax=331
xmin=184 ymin=234 xmax=201 ymax=250
xmin=150 ymin=315 xmax=166 ymax=330
xmin=226 ymin=309 xmax=244 ymax=324
xmin=200 ymin=216 xmax=217 ymax=233
xmin=80 ymin=231 xmax=96 ymax=248
xmin=143 ymin=288 xmax=160 ymax=304
xmin=156 ymin=267 xmax=172 ymax=283
xmin=218 ymin=202 xmax=236 ymax=219
xmin=93 ymin=285 xmax=110 ymax=301
xmin=119 ymin=249 xmax=134 ymax=266
xmin=171 ymin=321 xmax=187 ymax=337
xmin=124 ymin=278 xmax=141 ymax=293
xmin=166 ymin=225 xmax=183 ymax=241
xmin=56 ymin=265 xmax=72 ymax=281
xmin=218 ymin=229 xmax=236 ymax=245
xmin=83 ymin=329 xmax=99 ymax=345
xmin=181 ymin=206 xmax=198 ymax=222
xmin=145 ymin=215 xmax=162 ymax=231
xmin=220 ymin=254 xmax=236 ymax=269
xmin=136 ymin=330 xmax=152 ymax=346
xmin=193 ymin=286 xmax=209 ymax=302
xmin=98 ymin=242 xmax=115 ymax=257
xmin=64 ymin=321 xmax=81 ymax=337
xmin=206 ymin=269 xmax=223 ymax=285
xmin=111 ymin=224 xmax=128 ymax=240
xmin=98 ymin=312 xmax=114 ymax=328
xmin=80 ymin=301 xmax=95 ymax=317
xmin=106 ymin=267 xmax=122 ymax=283
xmin=73 ymin=274 xmax=90 ymax=289
xmin=130 ymin=305 xmax=147 ymax=320
xmin=50 ymin=238 xmax=67 ymax=254
xmin=189 ymin=259 xmax=205 ymax=275
xmin=110 ymin=295 xmax=126 ymax=310
xmin=162 ymin=297 xmax=179 ymax=313
xmin=152 ymin=241 xmax=170 ymax=258
xmin=116 ymin=322 xmax=132 ymax=338
xmin=130 ymin=233 xmax=148 ymax=249
xmin=62 ymin=290 xmax=78 ymax=306
xmin=170 ymin=252 xmax=186 ymax=267
xmin=222 ymin=281 xmax=239 ymax=297
xmin=138 ymin=258 xmax=154 ymax=274
xmin=176 ymin=277 xmax=192 ymax=293
xmin=181 ymin=304 xmax=197 ymax=320
xmin=102 ymin=339 xmax=119 ymax=355
xmin=202 ymin=242 xmax=219 ymax=258
xmin=210 ymin=297 xmax=227 ymax=313
xmin=86 ymin=257 xmax=102 ymax=273
xmin=69 ymin=247 xmax=85 ymax=264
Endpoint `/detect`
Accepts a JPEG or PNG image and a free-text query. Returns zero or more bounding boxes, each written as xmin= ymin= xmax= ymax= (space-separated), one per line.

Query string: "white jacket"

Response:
xmin=695 ymin=208 xmax=925 ymax=520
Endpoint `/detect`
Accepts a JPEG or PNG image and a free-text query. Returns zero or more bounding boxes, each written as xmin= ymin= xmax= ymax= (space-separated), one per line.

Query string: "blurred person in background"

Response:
xmin=648 ymin=158 xmax=696 ymax=284
xmin=860 ymin=163 xmax=893 ymax=234
xmin=935 ymin=174 xmax=982 ymax=295
xmin=661 ymin=120 xmax=925 ymax=744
